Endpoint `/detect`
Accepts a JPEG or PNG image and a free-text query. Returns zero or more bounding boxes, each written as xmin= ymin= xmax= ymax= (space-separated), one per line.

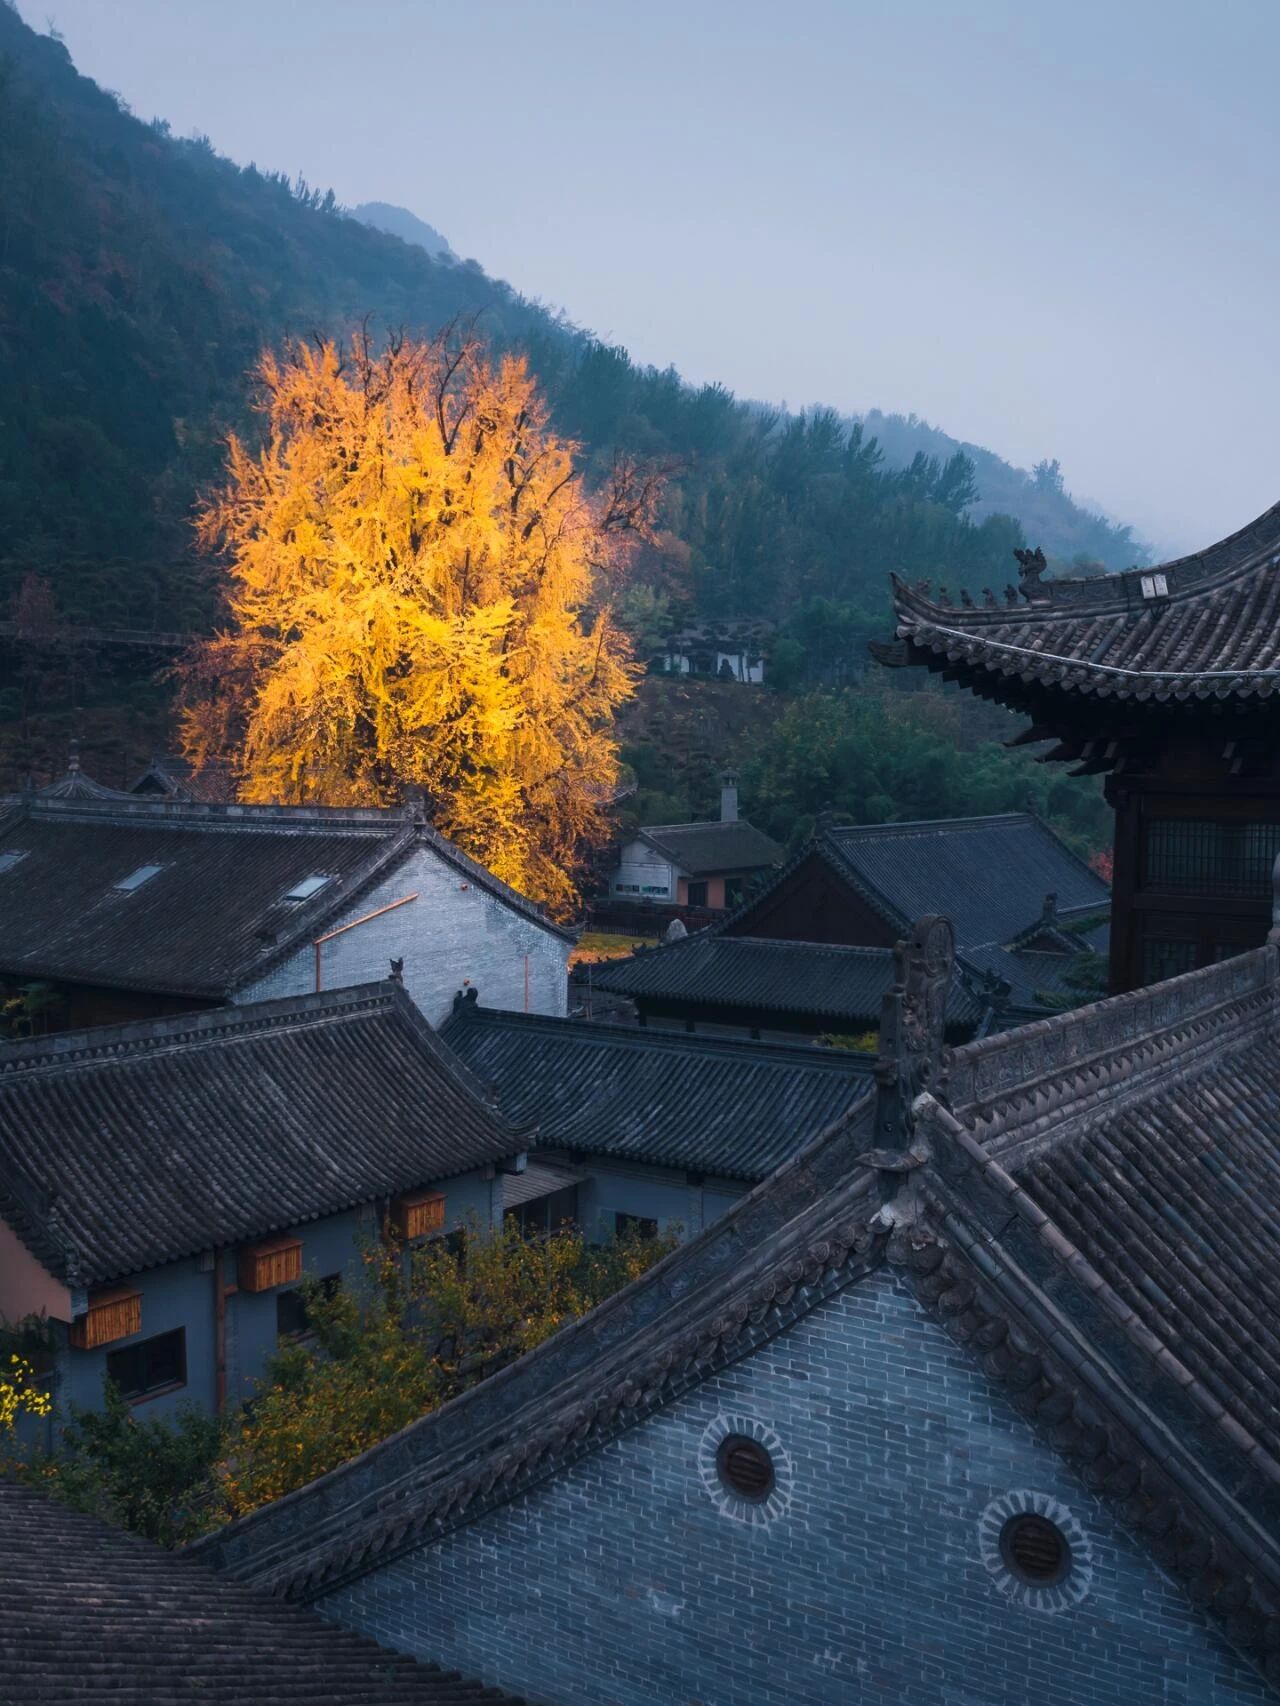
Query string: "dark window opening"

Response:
xmin=106 ymin=1328 xmax=186 ymax=1402
xmin=1140 ymin=938 xmax=1197 ymax=984
xmin=686 ymin=881 xmax=709 ymax=907
xmin=999 ymin=1513 xmax=1071 ymax=1586
xmin=276 ymin=1273 xmax=341 ymax=1343
xmin=614 ymin=1213 xmax=658 ymax=1241
xmin=1144 ymin=819 xmax=1280 ymax=899
xmin=716 ymin=1433 xmax=775 ymax=1502
xmin=505 ymin=1185 xmax=579 ymax=1239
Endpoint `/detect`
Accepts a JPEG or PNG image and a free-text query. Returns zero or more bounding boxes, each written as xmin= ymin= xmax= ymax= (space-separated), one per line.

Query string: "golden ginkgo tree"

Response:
xmin=179 ymin=326 xmax=659 ymax=914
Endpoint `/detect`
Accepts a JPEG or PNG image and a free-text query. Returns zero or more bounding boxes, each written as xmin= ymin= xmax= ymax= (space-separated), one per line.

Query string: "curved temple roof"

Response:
xmin=877 ymin=497 xmax=1280 ymax=706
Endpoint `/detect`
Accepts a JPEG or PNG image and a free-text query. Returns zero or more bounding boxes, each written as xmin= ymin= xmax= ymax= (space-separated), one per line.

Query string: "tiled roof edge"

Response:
xmin=23 ymin=795 xmax=416 ymax=829
xmin=894 ymin=1215 xmax=1280 ymax=1679
xmin=890 ymin=498 xmax=1280 ymax=627
xmin=440 ymin=1000 xmax=881 ymax=1074
xmin=945 ymin=945 xmax=1280 ymax=1146
xmin=389 ymin=996 xmax=533 ymax=1148
xmin=0 ymin=981 xmax=405 ymax=1081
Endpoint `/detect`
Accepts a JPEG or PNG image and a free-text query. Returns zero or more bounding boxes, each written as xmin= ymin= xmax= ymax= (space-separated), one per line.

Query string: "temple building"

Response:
xmin=872 ymin=507 xmax=1280 ymax=991
xmin=0 ymin=791 xmax=571 ymax=1031
xmin=597 ymin=811 xmax=1109 ymax=1030
xmin=607 ymin=773 xmax=783 ymax=911
xmin=192 ymin=918 xmax=1280 ymax=1705
xmin=441 ymin=995 xmax=875 ymax=1239
xmin=0 ymin=981 xmax=528 ymax=1429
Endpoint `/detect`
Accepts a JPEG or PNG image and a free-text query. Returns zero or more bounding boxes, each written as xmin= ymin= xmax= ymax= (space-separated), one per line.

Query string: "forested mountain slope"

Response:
xmin=0 ymin=2 xmax=1138 ymax=648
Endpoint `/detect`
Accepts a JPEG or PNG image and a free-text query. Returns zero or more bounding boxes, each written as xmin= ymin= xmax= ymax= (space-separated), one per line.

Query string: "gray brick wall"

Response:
xmin=238 ymin=844 xmax=569 ymax=1025
xmin=319 ymin=1268 xmax=1270 ymax=1706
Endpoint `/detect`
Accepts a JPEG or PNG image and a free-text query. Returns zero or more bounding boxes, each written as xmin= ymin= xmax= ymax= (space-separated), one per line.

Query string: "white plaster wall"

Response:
xmin=610 ymin=838 xmax=675 ymax=899
xmin=237 ymin=844 xmax=569 ymax=1026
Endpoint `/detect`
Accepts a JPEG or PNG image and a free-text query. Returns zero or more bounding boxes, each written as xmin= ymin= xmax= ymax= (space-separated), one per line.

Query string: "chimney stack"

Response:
xmin=720 ymin=770 xmax=739 ymax=823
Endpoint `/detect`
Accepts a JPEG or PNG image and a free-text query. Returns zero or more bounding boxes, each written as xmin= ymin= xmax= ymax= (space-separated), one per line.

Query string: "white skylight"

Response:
xmin=113 ymin=864 xmax=165 ymax=893
xmin=283 ymin=874 xmax=332 ymax=903
xmin=0 ymin=851 xmax=27 ymax=876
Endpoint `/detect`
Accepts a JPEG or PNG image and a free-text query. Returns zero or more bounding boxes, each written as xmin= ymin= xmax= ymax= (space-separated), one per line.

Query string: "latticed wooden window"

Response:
xmin=70 ymin=1286 xmax=142 ymax=1350
xmin=238 ymin=1235 xmax=303 ymax=1293
xmin=1144 ymin=819 xmax=1280 ymax=897
xmin=1141 ymin=938 xmax=1197 ymax=984
xmin=392 ymin=1190 xmax=446 ymax=1241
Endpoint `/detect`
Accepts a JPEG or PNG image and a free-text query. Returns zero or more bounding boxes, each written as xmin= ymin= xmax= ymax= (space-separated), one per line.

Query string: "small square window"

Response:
xmin=283 ymin=874 xmax=331 ymax=902
xmin=614 ymin=1212 xmax=658 ymax=1241
xmin=276 ymin=1274 xmax=341 ymax=1343
xmin=106 ymin=1328 xmax=186 ymax=1402
xmin=114 ymin=864 xmax=164 ymax=892
xmin=1139 ymin=573 xmax=1169 ymax=600
xmin=0 ymin=851 xmax=28 ymax=876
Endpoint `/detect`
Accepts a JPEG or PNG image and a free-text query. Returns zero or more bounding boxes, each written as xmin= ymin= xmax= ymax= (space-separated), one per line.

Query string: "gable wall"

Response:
xmin=725 ymin=854 xmax=898 ymax=948
xmin=611 ymin=839 xmax=677 ymax=900
xmin=237 ymin=845 xmax=569 ymax=1025
xmin=319 ymin=1268 xmax=1268 ymax=1706
xmin=571 ymin=1158 xmax=747 ymax=1244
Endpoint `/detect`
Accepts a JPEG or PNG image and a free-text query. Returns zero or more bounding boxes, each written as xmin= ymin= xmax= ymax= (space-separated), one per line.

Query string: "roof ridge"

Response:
xmin=917 ymin=1092 xmax=1280 ymax=1493
xmin=0 ymin=982 xmax=402 ymax=1079
xmin=390 ymin=995 xmax=531 ymax=1142
xmin=414 ymin=820 xmax=572 ymax=943
xmin=25 ymin=795 xmax=411 ymax=832
xmin=891 ymin=500 xmax=1280 ymax=623
xmin=946 ymin=944 xmax=1279 ymax=1146
xmin=442 ymin=1003 xmax=878 ymax=1070
xmin=830 ymin=812 xmax=1031 ymax=836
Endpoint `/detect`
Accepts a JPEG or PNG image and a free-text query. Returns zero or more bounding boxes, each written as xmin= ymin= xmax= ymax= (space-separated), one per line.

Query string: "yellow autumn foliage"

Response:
xmin=180 ymin=328 xmax=655 ymax=915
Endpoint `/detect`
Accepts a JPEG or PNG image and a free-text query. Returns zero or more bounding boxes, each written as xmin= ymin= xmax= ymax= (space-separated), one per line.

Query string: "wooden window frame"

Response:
xmin=69 ymin=1285 xmax=142 ymax=1350
xmin=238 ymin=1234 xmax=304 ymax=1294
xmin=391 ymin=1190 xmax=447 ymax=1242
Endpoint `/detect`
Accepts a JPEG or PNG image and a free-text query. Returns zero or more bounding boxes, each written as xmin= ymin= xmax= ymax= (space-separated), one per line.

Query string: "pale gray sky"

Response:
xmin=21 ymin=0 xmax=1280 ymax=553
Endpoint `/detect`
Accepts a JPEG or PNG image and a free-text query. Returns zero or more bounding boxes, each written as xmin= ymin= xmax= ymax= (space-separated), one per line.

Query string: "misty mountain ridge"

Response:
xmin=351 ymin=201 xmax=454 ymax=261
xmin=853 ymin=410 xmax=1150 ymax=573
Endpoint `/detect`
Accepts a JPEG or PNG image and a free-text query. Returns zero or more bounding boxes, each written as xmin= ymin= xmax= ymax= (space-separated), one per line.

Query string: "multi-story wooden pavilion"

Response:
xmin=872 ymin=507 xmax=1280 ymax=992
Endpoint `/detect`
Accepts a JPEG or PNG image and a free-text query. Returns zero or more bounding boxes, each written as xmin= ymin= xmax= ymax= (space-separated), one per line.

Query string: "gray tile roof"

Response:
xmin=0 ymin=1478 xmax=529 ymax=1704
xmin=0 ymin=795 xmax=570 ymax=999
xmin=502 ymin=1159 xmax=587 ymax=1210
xmin=589 ymin=933 xmax=982 ymax=1030
xmin=637 ymin=819 xmax=784 ymax=875
xmin=822 ymin=813 xmax=1109 ymax=953
xmin=948 ymin=945 xmax=1280 ymax=1474
xmin=193 ymin=936 xmax=1280 ymax=1683
xmin=880 ymin=500 xmax=1280 ymax=705
xmin=0 ymin=983 xmax=523 ymax=1286
xmin=442 ymin=1002 xmax=874 ymax=1181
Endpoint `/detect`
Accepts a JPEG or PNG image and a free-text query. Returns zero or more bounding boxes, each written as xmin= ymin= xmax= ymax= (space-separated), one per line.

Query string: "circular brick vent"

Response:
xmin=716 ymin=1434 xmax=775 ymax=1502
xmin=698 ymin=1414 xmax=793 ymax=1525
xmin=1000 ymin=1513 xmax=1071 ymax=1586
xmin=978 ymin=1491 xmax=1093 ymax=1612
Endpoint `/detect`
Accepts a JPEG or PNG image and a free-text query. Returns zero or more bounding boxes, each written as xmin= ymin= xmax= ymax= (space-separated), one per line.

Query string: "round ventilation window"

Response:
xmin=1000 ymin=1513 xmax=1071 ymax=1586
xmin=978 ymin=1491 xmax=1092 ymax=1612
xmin=716 ymin=1433 xmax=775 ymax=1502
xmin=698 ymin=1415 xmax=793 ymax=1525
